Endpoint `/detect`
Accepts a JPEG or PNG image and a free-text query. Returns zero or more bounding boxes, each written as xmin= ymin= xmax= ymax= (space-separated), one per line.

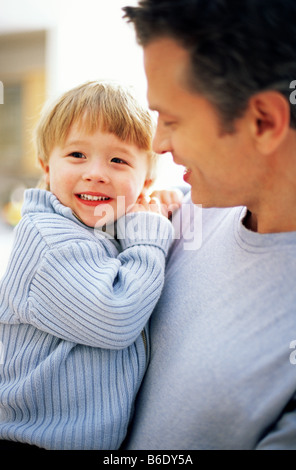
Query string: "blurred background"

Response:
xmin=0 ymin=0 xmax=185 ymax=277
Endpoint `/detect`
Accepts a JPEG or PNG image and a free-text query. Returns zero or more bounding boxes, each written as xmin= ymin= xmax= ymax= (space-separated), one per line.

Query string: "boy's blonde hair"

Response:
xmin=35 ymin=81 xmax=158 ymax=188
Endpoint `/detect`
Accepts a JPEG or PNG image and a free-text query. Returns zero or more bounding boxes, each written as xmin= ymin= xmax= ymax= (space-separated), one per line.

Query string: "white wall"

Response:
xmin=0 ymin=0 xmax=185 ymax=188
xmin=0 ymin=1 xmax=146 ymax=97
xmin=45 ymin=1 xmax=146 ymax=98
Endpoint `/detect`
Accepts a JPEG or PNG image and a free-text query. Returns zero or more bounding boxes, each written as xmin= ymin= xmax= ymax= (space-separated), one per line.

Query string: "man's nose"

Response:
xmin=152 ymin=120 xmax=172 ymax=155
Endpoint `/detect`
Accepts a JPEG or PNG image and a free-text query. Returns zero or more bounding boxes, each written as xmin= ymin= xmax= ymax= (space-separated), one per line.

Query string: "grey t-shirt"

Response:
xmin=124 ymin=194 xmax=296 ymax=450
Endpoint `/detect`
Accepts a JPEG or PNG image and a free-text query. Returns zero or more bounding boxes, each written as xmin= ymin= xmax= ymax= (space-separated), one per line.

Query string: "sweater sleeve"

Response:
xmin=24 ymin=212 xmax=174 ymax=349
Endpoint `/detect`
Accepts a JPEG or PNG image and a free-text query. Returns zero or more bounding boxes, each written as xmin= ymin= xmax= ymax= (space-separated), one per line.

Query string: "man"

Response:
xmin=122 ymin=0 xmax=296 ymax=449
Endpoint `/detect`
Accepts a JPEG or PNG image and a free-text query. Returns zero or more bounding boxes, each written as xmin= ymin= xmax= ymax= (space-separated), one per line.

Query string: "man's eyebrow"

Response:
xmin=149 ymin=105 xmax=177 ymax=118
xmin=149 ymin=104 xmax=164 ymax=113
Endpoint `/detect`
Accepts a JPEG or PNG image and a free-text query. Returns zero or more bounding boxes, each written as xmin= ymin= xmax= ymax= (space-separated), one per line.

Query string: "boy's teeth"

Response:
xmin=80 ymin=194 xmax=110 ymax=201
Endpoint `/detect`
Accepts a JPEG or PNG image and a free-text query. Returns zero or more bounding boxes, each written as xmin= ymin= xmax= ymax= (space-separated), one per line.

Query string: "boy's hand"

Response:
xmin=128 ymin=195 xmax=162 ymax=215
xmin=149 ymin=189 xmax=183 ymax=218
xmin=128 ymin=189 xmax=183 ymax=219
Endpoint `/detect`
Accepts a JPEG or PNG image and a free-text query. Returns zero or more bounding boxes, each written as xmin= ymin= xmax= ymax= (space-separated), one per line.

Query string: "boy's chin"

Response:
xmin=73 ymin=211 xmax=113 ymax=229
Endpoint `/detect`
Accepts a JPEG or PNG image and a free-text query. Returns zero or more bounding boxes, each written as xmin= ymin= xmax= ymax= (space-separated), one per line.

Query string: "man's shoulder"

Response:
xmin=170 ymin=196 xmax=240 ymax=253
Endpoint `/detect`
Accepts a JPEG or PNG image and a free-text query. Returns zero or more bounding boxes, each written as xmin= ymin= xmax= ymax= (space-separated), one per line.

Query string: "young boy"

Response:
xmin=0 ymin=81 xmax=177 ymax=450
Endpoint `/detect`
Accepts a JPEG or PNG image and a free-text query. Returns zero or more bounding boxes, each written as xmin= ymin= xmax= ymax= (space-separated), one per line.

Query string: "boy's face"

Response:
xmin=42 ymin=123 xmax=150 ymax=227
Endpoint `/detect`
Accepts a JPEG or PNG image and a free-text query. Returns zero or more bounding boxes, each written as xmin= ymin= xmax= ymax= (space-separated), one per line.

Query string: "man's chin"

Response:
xmin=190 ymin=191 xmax=217 ymax=208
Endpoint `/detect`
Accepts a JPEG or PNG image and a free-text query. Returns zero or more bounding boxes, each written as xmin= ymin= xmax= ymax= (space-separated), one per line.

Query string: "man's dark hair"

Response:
xmin=123 ymin=0 xmax=296 ymax=131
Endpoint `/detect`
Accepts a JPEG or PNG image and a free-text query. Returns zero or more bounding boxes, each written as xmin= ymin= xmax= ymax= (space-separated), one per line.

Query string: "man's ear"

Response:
xmin=248 ymin=91 xmax=290 ymax=154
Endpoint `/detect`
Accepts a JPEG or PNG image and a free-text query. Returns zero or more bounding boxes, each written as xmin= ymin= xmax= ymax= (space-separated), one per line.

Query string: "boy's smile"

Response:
xmin=76 ymin=192 xmax=111 ymax=204
xmin=41 ymin=123 xmax=150 ymax=227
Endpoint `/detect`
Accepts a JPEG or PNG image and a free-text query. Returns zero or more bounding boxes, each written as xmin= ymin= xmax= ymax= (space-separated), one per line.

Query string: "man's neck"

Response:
xmin=244 ymin=200 xmax=296 ymax=234
xmin=244 ymin=137 xmax=296 ymax=233
xmin=243 ymin=210 xmax=257 ymax=232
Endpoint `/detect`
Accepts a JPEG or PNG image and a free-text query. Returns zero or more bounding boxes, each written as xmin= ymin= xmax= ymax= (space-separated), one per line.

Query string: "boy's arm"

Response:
xmin=24 ymin=211 xmax=173 ymax=349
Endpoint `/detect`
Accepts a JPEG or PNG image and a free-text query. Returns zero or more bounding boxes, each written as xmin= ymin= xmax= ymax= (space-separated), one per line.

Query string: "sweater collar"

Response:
xmin=22 ymin=188 xmax=79 ymax=224
xmin=21 ymin=188 xmax=120 ymax=246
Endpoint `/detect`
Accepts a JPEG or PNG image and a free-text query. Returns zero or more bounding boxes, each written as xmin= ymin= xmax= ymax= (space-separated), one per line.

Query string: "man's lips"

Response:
xmin=183 ymin=168 xmax=192 ymax=183
xmin=171 ymin=155 xmax=192 ymax=183
xmin=75 ymin=192 xmax=112 ymax=206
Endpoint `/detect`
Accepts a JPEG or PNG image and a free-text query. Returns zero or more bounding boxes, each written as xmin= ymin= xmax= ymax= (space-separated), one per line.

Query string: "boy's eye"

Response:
xmin=69 ymin=152 xmax=85 ymax=159
xmin=111 ymin=157 xmax=127 ymax=164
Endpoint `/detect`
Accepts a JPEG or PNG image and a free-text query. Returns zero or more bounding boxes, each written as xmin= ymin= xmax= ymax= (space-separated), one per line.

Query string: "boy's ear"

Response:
xmin=137 ymin=179 xmax=154 ymax=200
xmin=140 ymin=178 xmax=154 ymax=195
xmin=38 ymin=158 xmax=50 ymax=186
xmin=248 ymin=91 xmax=290 ymax=154
xmin=144 ymin=178 xmax=153 ymax=190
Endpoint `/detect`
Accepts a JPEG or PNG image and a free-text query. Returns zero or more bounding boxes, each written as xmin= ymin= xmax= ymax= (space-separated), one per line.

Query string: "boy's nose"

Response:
xmin=83 ymin=163 xmax=110 ymax=183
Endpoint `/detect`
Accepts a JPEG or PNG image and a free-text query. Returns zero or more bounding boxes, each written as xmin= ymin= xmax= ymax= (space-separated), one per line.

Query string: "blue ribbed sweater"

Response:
xmin=0 ymin=189 xmax=173 ymax=449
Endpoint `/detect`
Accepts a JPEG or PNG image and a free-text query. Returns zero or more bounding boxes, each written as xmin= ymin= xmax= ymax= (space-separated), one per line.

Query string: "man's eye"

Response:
xmin=69 ymin=152 xmax=85 ymax=159
xmin=111 ymin=157 xmax=127 ymax=164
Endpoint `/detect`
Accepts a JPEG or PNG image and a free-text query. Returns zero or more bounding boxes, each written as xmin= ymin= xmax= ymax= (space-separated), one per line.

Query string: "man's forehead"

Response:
xmin=144 ymin=37 xmax=189 ymax=69
xmin=144 ymin=38 xmax=191 ymax=108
